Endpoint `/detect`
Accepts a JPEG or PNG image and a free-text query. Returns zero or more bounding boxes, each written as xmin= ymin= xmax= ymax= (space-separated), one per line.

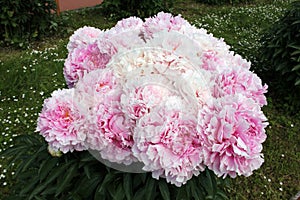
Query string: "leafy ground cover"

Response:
xmin=0 ymin=0 xmax=299 ymax=199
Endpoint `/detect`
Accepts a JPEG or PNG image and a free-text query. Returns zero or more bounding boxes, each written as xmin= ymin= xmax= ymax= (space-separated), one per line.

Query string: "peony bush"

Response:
xmin=37 ymin=12 xmax=268 ymax=187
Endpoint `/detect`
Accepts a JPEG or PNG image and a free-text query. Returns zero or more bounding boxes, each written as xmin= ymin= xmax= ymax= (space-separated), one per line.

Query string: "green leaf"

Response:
xmin=158 ymin=180 xmax=170 ymax=200
xmin=0 ymin=145 xmax=28 ymax=157
xmin=288 ymin=44 xmax=300 ymax=50
xmin=291 ymin=50 xmax=300 ymax=56
xmin=38 ymin=157 xmax=59 ymax=181
xmin=216 ymin=190 xmax=229 ymax=200
xmin=19 ymin=175 xmax=39 ymax=195
xmin=176 ymin=186 xmax=187 ymax=200
xmin=123 ymin=173 xmax=133 ymax=200
xmin=55 ymin=163 xmax=78 ymax=196
xmin=112 ymin=183 xmax=125 ymax=200
xmin=292 ymin=20 xmax=300 ymax=25
xmin=295 ymin=78 xmax=300 ymax=85
xmin=83 ymin=164 xmax=92 ymax=179
xmin=145 ymin=176 xmax=156 ymax=200
xmin=97 ymin=172 xmax=116 ymax=195
xmin=190 ymin=178 xmax=205 ymax=200
xmin=19 ymin=146 xmax=46 ymax=173
xmin=201 ymin=169 xmax=217 ymax=198
xmin=292 ymin=64 xmax=300 ymax=71
xmin=77 ymin=175 xmax=101 ymax=198
xmin=133 ymin=187 xmax=146 ymax=200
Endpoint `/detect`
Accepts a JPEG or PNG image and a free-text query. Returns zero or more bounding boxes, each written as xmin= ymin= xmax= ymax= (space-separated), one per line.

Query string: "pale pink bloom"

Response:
xmin=64 ymin=43 xmax=111 ymax=88
xmin=113 ymin=16 xmax=144 ymax=34
xmin=213 ymin=67 xmax=268 ymax=106
xmin=98 ymin=16 xmax=144 ymax=54
xmin=74 ymin=68 xmax=121 ymax=108
xmin=67 ymin=26 xmax=103 ymax=52
xmin=197 ymin=94 xmax=268 ymax=178
xmin=36 ymin=89 xmax=87 ymax=153
xmin=143 ymin=12 xmax=193 ymax=39
xmin=133 ymin=97 xmax=205 ymax=186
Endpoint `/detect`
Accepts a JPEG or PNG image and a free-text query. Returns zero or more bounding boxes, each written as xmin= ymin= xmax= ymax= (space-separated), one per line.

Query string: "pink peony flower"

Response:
xmin=90 ymin=101 xmax=135 ymax=165
xmin=120 ymin=75 xmax=173 ymax=121
xmin=36 ymin=89 xmax=87 ymax=153
xmin=74 ymin=68 xmax=121 ymax=107
xmin=64 ymin=43 xmax=111 ymax=88
xmin=143 ymin=12 xmax=193 ymax=39
xmin=67 ymin=26 xmax=103 ymax=53
xmin=133 ymin=97 xmax=205 ymax=186
xmin=197 ymin=94 xmax=268 ymax=178
xmin=113 ymin=16 xmax=144 ymax=34
xmin=74 ymin=68 xmax=135 ymax=165
xmin=37 ymin=13 xmax=269 ymax=185
xmin=213 ymin=67 xmax=268 ymax=106
xmin=97 ymin=16 xmax=144 ymax=54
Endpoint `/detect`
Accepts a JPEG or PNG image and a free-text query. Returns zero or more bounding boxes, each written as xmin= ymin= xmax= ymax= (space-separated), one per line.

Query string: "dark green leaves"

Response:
xmin=2 ymin=135 xmax=230 ymax=199
xmin=260 ymin=0 xmax=300 ymax=87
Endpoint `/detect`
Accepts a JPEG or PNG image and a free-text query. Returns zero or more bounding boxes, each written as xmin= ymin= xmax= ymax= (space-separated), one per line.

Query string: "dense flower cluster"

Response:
xmin=37 ymin=12 xmax=268 ymax=186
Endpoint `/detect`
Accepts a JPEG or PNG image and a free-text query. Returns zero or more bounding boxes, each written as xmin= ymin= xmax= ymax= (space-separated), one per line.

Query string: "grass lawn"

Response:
xmin=0 ymin=0 xmax=299 ymax=199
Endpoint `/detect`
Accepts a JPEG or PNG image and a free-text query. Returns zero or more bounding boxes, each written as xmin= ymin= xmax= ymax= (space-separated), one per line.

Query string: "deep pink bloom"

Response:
xmin=36 ymin=89 xmax=87 ymax=153
xmin=64 ymin=43 xmax=111 ymax=88
xmin=197 ymin=94 xmax=268 ymax=178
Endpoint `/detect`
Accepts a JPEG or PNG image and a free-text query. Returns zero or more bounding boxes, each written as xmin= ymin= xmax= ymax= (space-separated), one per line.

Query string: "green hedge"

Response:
xmin=0 ymin=0 xmax=58 ymax=47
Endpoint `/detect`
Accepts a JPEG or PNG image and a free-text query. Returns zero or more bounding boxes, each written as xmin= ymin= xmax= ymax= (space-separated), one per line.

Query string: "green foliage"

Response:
xmin=196 ymin=0 xmax=253 ymax=5
xmin=1 ymin=134 xmax=229 ymax=200
xmin=260 ymin=0 xmax=300 ymax=86
xmin=259 ymin=0 xmax=300 ymax=114
xmin=101 ymin=0 xmax=173 ymax=19
xmin=0 ymin=0 xmax=58 ymax=48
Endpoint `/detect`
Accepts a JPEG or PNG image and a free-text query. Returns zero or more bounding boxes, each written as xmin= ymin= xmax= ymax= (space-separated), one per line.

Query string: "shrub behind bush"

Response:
xmin=196 ymin=0 xmax=253 ymax=5
xmin=260 ymin=0 xmax=300 ymax=86
xmin=259 ymin=1 xmax=300 ymax=114
xmin=0 ymin=0 xmax=58 ymax=47
xmin=101 ymin=0 xmax=173 ymax=19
